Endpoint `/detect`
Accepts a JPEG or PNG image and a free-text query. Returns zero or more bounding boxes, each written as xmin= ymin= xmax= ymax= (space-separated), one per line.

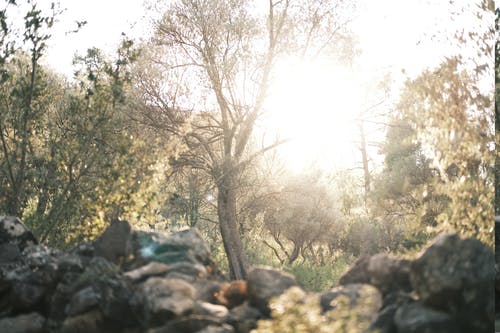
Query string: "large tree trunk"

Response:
xmin=216 ymin=172 xmax=249 ymax=280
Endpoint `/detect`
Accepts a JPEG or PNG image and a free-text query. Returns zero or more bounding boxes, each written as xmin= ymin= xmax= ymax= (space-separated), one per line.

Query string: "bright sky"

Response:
xmin=36 ymin=0 xmax=477 ymax=173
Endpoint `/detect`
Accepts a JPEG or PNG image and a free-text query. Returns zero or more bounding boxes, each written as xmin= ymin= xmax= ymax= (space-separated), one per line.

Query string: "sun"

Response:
xmin=263 ymin=56 xmax=361 ymax=172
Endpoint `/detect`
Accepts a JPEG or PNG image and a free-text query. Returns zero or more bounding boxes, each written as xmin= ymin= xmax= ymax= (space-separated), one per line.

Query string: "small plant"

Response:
xmin=252 ymin=287 xmax=380 ymax=333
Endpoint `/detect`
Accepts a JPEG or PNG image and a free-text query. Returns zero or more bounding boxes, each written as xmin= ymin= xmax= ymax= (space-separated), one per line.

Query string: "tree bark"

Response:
xmin=216 ymin=169 xmax=249 ymax=280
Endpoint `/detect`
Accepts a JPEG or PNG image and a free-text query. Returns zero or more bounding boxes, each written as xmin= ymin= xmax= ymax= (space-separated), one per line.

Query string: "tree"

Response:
xmin=399 ymin=59 xmax=494 ymax=245
xmin=0 ymin=1 xmax=165 ymax=246
xmin=0 ymin=1 xmax=57 ymax=217
xmin=262 ymin=171 xmax=344 ymax=264
xmin=137 ymin=0 xmax=356 ymax=279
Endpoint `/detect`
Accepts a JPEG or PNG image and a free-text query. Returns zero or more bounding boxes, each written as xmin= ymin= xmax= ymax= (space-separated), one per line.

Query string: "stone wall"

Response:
xmin=0 ymin=216 xmax=495 ymax=333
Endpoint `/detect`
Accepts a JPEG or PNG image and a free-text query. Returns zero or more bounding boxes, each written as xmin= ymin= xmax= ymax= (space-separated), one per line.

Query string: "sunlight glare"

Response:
xmin=264 ymin=57 xmax=361 ymax=172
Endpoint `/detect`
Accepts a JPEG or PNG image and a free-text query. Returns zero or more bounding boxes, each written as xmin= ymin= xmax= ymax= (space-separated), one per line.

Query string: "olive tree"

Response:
xmin=137 ymin=0 xmax=356 ymax=278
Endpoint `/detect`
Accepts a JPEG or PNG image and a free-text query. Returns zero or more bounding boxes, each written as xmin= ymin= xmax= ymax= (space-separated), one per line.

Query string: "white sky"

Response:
xmin=32 ymin=0 xmax=483 ymax=173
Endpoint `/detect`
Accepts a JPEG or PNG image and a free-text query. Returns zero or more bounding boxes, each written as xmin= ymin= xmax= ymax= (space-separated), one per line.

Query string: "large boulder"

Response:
xmin=409 ymin=233 xmax=494 ymax=332
xmin=134 ymin=277 xmax=196 ymax=327
xmin=339 ymin=253 xmax=411 ymax=296
xmin=247 ymin=267 xmax=298 ymax=315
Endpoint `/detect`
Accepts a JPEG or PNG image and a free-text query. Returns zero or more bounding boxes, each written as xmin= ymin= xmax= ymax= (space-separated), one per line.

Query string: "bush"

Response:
xmin=287 ymin=256 xmax=350 ymax=291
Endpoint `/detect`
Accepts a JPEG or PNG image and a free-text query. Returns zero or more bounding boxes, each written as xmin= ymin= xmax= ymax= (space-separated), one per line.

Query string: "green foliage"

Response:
xmin=287 ymin=256 xmax=350 ymax=292
xmin=253 ymin=286 xmax=379 ymax=333
xmin=398 ymin=56 xmax=494 ymax=245
xmin=495 ymin=7 xmax=500 ymax=215
xmin=0 ymin=3 xmax=171 ymax=248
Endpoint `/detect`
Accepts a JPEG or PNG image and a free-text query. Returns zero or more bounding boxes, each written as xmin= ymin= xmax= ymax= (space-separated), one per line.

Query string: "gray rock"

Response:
xmin=7 ymin=265 xmax=55 ymax=311
xmin=0 ymin=216 xmax=37 ymax=251
xmin=247 ymin=267 xmax=298 ymax=315
xmin=58 ymin=253 xmax=85 ymax=273
xmin=226 ymin=302 xmax=262 ymax=333
xmin=410 ymin=233 xmax=494 ymax=332
xmin=0 ymin=312 xmax=45 ymax=333
xmin=94 ymin=219 xmax=132 ymax=264
xmin=0 ymin=243 xmax=21 ymax=263
xmin=394 ymin=302 xmax=457 ymax=333
xmin=146 ymin=315 xmax=225 ymax=333
xmin=66 ymin=286 xmax=101 ymax=316
xmin=135 ymin=277 xmax=196 ymax=326
xmin=97 ymin=276 xmax=137 ymax=328
xmin=368 ymin=303 xmax=399 ymax=333
xmin=367 ymin=253 xmax=411 ymax=294
xmin=60 ymin=309 xmax=105 ymax=333
xmin=338 ymin=256 xmax=371 ymax=285
xmin=338 ymin=254 xmax=411 ymax=295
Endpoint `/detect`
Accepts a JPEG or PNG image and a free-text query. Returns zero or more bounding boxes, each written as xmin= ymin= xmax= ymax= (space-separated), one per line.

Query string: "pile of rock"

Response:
xmin=0 ymin=216 xmax=494 ymax=333
xmin=0 ymin=217 xmax=297 ymax=333
xmin=336 ymin=232 xmax=494 ymax=333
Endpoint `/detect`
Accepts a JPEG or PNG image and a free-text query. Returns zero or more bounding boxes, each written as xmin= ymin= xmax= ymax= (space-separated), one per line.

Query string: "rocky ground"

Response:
xmin=0 ymin=216 xmax=495 ymax=333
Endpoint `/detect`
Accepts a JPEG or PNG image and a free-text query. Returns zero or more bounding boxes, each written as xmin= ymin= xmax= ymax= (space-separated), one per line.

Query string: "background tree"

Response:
xmin=398 ymin=57 xmax=494 ymax=245
xmin=262 ymin=171 xmax=344 ymax=264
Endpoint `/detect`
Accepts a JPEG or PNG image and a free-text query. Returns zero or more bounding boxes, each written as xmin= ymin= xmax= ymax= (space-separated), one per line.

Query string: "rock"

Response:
xmin=124 ymin=262 xmax=170 ymax=282
xmin=338 ymin=256 xmax=370 ymax=285
xmin=368 ymin=303 xmax=398 ymax=333
xmin=0 ymin=243 xmax=21 ymax=263
xmin=410 ymin=233 xmax=494 ymax=332
xmin=97 ymin=276 xmax=137 ymax=328
xmin=66 ymin=286 xmax=101 ymax=316
xmin=133 ymin=228 xmax=211 ymax=266
xmin=94 ymin=219 xmax=132 ymax=264
xmin=0 ymin=216 xmax=37 ymax=251
xmin=135 ymin=277 xmax=196 ymax=326
xmin=367 ymin=253 xmax=411 ymax=294
xmin=0 ymin=312 xmax=45 ymax=333
xmin=193 ymin=301 xmax=229 ymax=319
xmin=193 ymin=280 xmax=226 ymax=304
xmin=195 ymin=325 xmax=235 ymax=333
xmin=247 ymin=267 xmax=298 ymax=315
xmin=60 ymin=309 xmax=105 ymax=333
xmin=7 ymin=265 xmax=55 ymax=311
xmin=319 ymin=283 xmax=381 ymax=323
xmin=226 ymin=302 xmax=262 ymax=333
xmin=338 ymin=254 xmax=411 ymax=296
xmin=58 ymin=253 xmax=85 ymax=274
xmin=147 ymin=315 xmax=226 ymax=333
xmin=394 ymin=302 xmax=458 ymax=333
